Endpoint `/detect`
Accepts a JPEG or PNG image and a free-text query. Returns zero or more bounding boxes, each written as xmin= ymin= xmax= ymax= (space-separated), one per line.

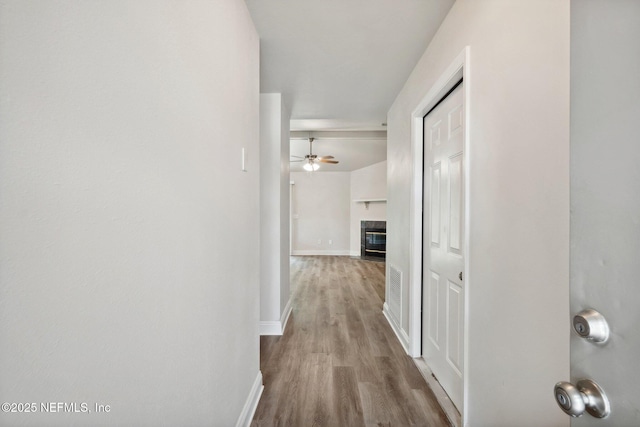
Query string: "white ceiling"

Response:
xmin=245 ymin=0 xmax=455 ymax=170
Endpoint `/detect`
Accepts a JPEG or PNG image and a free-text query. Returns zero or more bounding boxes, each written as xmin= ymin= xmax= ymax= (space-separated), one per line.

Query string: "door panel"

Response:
xmin=422 ymin=82 xmax=464 ymax=411
xmin=430 ymin=163 xmax=441 ymax=246
xmin=448 ymin=153 xmax=463 ymax=254
xmin=430 ymin=120 xmax=442 ymax=149
xmin=428 ymin=271 xmax=440 ymax=348
xmin=569 ymin=2 xmax=640 ymax=425
xmin=446 ymin=281 xmax=462 ymax=376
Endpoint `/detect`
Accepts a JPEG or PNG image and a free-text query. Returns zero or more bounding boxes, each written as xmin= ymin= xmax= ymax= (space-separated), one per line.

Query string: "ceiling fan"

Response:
xmin=291 ymin=137 xmax=339 ymax=171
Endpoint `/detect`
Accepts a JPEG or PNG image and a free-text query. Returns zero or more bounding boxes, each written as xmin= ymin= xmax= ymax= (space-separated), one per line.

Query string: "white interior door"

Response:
xmin=422 ymin=82 xmax=464 ymax=411
xmin=567 ymin=2 xmax=640 ymax=425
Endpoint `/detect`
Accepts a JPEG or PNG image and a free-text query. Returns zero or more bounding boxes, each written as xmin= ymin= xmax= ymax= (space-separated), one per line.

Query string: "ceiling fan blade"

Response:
xmin=291 ymin=155 xmax=305 ymax=159
xmin=290 ymin=159 xmax=305 ymax=162
xmin=317 ymin=155 xmax=334 ymax=160
xmin=318 ymin=159 xmax=339 ymax=164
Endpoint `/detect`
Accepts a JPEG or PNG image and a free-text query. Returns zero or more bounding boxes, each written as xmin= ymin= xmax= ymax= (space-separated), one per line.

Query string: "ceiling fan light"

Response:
xmin=303 ymin=161 xmax=319 ymax=172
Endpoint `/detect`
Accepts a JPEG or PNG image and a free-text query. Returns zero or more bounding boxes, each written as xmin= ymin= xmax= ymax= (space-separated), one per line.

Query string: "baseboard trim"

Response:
xmin=280 ymin=297 xmax=292 ymax=334
xmin=383 ymin=302 xmax=410 ymax=354
xmin=260 ymin=297 xmax=293 ymax=336
xmin=291 ymin=250 xmax=351 ymax=256
xmin=260 ymin=321 xmax=282 ymax=336
xmin=235 ymin=370 xmax=264 ymax=427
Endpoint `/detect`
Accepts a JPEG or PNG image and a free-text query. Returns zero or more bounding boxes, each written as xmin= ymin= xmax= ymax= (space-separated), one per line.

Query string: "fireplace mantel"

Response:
xmin=353 ymin=198 xmax=386 ymax=209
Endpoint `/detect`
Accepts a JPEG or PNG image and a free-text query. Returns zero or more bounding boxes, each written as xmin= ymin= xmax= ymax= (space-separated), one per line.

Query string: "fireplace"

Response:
xmin=361 ymin=220 xmax=386 ymax=260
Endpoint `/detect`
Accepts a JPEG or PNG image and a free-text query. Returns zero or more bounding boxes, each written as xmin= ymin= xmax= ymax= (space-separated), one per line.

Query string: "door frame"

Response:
xmin=408 ymin=46 xmax=470 ymax=415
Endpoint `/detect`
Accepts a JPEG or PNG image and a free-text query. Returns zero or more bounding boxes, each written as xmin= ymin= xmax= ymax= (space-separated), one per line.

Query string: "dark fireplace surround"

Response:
xmin=360 ymin=220 xmax=386 ymax=260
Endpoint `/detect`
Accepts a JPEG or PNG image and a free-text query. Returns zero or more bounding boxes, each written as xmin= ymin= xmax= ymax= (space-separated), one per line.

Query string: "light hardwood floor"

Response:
xmin=252 ymin=256 xmax=450 ymax=427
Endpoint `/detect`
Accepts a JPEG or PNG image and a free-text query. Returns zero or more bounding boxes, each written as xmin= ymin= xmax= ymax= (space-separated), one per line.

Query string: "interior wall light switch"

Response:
xmin=241 ymin=148 xmax=247 ymax=172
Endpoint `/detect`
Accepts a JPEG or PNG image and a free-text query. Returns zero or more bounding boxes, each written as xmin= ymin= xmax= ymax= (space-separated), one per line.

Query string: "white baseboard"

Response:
xmin=235 ymin=371 xmax=264 ymax=427
xmin=280 ymin=297 xmax=292 ymax=333
xmin=349 ymin=251 xmax=361 ymax=257
xmin=291 ymin=250 xmax=351 ymax=256
xmin=260 ymin=321 xmax=282 ymax=336
xmin=260 ymin=297 xmax=293 ymax=336
xmin=383 ymin=302 xmax=410 ymax=354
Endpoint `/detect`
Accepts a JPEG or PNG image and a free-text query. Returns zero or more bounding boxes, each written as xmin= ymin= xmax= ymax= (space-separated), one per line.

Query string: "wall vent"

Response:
xmin=388 ymin=264 xmax=402 ymax=326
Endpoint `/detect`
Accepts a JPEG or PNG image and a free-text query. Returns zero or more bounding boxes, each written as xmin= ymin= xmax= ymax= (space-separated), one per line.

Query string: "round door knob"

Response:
xmin=554 ymin=379 xmax=610 ymax=418
xmin=554 ymin=382 xmax=586 ymax=416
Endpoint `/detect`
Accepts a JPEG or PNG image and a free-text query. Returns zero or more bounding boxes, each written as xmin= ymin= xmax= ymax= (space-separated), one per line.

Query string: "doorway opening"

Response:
xmin=421 ymin=78 xmax=464 ymax=411
xmin=407 ymin=47 xmax=470 ymax=427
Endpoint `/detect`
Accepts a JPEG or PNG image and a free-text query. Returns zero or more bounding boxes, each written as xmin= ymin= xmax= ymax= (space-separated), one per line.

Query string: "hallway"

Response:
xmin=252 ymin=256 xmax=450 ymax=426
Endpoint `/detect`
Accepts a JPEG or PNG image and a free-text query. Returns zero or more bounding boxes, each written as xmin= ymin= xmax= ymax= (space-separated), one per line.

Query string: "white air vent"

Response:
xmin=388 ymin=264 xmax=402 ymax=326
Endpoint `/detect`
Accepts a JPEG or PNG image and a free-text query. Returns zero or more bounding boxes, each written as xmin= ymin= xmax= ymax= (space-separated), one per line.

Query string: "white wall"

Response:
xmin=350 ymin=161 xmax=387 ymax=256
xmin=291 ymin=172 xmax=351 ymax=255
xmin=0 ymin=1 xmax=261 ymax=426
xmin=386 ymin=1 xmax=569 ymax=425
xmin=259 ymin=94 xmax=291 ymax=335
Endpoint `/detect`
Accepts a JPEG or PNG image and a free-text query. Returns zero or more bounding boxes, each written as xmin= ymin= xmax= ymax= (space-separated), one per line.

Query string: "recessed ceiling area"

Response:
xmin=290 ymin=131 xmax=386 ymax=172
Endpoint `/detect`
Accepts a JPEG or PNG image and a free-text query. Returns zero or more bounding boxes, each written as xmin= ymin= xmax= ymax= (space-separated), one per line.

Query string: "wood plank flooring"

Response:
xmin=252 ymin=256 xmax=450 ymax=427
